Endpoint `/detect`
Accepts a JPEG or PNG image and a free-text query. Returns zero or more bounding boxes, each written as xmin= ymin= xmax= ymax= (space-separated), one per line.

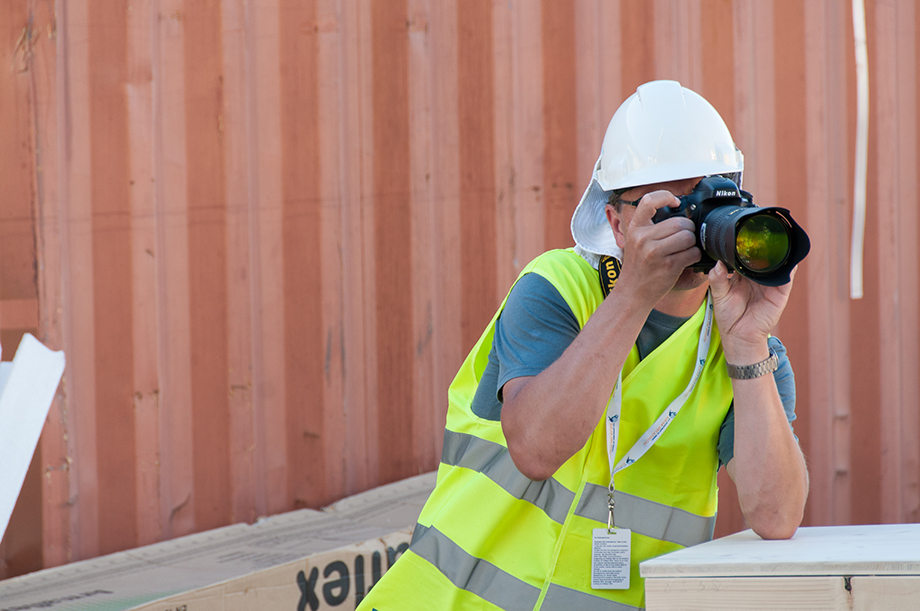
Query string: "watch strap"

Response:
xmin=725 ymin=348 xmax=778 ymax=380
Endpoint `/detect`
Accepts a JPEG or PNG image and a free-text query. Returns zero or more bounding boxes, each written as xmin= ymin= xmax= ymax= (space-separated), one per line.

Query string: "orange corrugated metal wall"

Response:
xmin=1 ymin=0 xmax=918 ymax=577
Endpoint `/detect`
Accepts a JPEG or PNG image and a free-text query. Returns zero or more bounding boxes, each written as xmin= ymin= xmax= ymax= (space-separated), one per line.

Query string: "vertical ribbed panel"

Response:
xmin=0 ymin=0 xmax=45 ymax=577
xmin=1 ymin=0 xmax=919 ymax=576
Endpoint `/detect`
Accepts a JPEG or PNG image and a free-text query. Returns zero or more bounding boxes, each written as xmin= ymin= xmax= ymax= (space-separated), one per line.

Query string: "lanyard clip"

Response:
xmin=607 ymin=482 xmax=616 ymax=534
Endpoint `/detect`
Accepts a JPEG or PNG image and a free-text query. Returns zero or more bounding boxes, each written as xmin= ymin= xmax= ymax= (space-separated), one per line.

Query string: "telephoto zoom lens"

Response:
xmin=735 ymin=213 xmax=791 ymax=273
xmin=701 ymin=206 xmax=805 ymax=286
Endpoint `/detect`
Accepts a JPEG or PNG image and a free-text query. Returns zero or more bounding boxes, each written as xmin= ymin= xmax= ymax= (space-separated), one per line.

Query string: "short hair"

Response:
xmin=606 ymin=188 xmax=629 ymax=212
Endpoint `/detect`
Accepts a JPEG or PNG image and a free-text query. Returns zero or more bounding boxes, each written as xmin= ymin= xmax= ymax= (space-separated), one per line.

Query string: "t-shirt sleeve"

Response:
xmin=469 ymin=272 xmax=584 ymax=420
xmin=494 ymin=272 xmax=581 ymax=399
xmin=717 ymin=336 xmax=797 ymax=467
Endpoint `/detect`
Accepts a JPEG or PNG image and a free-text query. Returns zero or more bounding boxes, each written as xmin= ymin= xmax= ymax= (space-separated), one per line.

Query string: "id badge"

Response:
xmin=591 ymin=528 xmax=631 ymax=589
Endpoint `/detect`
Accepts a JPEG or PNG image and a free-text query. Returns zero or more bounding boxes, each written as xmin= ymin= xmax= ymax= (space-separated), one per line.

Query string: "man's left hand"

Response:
xmin=707 ymin=261 xmax=795 ymax=361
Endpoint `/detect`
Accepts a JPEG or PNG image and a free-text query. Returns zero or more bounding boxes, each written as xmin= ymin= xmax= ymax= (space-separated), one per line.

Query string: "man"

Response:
xmin=359 ymin=80 xmax=808 ymax=610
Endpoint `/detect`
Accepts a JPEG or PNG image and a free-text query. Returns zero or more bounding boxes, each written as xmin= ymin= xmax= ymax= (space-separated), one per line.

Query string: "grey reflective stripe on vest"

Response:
xmin=442 ymin=430 xmax=715 ymax=546
xmin=411 ymin=524 xmax=541 ymax=609
xmin=411 ymin=524 xmax=643 ymax=611
xmin=576 ymin=482 xmax=716 ymax=548
xmin=441 ymin=429 xmax=575 ymax=524
xmin=542 ymin=583 xmax=643 ymax=611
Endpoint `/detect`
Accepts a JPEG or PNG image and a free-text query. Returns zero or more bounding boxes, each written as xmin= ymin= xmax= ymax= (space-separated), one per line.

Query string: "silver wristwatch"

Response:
xmin=725 ymin=348 xmax=778 ymax=380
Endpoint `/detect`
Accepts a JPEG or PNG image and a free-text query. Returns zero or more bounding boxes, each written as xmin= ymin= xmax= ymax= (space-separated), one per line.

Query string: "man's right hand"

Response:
xmin=613 ymin=190 xmax=701 ymax=307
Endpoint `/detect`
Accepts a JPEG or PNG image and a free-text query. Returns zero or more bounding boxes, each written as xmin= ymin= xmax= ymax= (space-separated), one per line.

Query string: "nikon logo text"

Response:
xmin=715 ymin=189 xmax=736 ymax=197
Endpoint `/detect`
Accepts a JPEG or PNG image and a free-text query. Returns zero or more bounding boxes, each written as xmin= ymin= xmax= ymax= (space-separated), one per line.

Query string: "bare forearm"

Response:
xmin=501 ymin=291 xmax=651 ymax=480
xmin=727 ymin=370 xmax=808 ymax=539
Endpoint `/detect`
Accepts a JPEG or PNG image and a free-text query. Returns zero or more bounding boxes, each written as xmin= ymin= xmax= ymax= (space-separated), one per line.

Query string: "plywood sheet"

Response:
xmin=0 ymin=472 xmax=435 ymax=610
xmin=641 ymin=524 xmax=920 ymax=579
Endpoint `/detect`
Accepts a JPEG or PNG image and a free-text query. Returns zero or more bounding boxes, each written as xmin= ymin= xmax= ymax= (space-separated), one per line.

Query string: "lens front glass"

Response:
xmin=735 ymin=214 xmax=790 ymax=273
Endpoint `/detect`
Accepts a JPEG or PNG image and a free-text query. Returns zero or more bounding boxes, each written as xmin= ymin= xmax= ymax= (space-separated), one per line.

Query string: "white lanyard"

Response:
xmin=604 ymin=292 xmax=713 ymax=531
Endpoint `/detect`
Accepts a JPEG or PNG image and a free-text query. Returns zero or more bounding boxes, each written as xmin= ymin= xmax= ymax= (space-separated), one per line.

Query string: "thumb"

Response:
xmin=707 ymin=261 xmax=731 ymax=300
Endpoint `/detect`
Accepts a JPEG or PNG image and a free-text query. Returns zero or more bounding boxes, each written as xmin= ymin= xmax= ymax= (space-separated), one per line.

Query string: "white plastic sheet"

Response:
xmin=0 ymin=334 xmax=66 ymax=542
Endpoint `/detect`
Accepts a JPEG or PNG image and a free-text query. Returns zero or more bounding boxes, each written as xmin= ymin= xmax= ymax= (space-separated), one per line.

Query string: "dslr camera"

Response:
xmin=651 ymin=176 xmax=810 ymax=286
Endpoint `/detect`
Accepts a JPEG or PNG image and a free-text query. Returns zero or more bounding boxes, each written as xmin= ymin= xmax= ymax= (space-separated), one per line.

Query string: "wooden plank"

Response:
xmin=492 ymin=0 xmax=516 ymax=292
xmin=652 ymin=0 xmax=701 ymax=88
xmin=848 ymin=0 xmax=883 ymax=526
xmin=355 ymin=0 xmax=381 ymax=488
xmin=0 ymin=13 xmax=51 ymax=556
xmin=884 ymin=0 xmax=920 ymax=525
xmin=541 ymin=0 xmax=577 ymax=252
xmin=63 ymin=0 xmax=102 ymax=562
xmin=801 ymin=0 xmax=854 ymax=528
xmin=125 ymin=0 xmax=161 ymax=548
xmin=825 ymin=0 xmax=855 ymax=525
xmin=573 ymin=0 xmax=602 ymax=201
xmin=315 ymin=0 xmax=348 ymax=501
xmin=619 ymin=1 xmax=655 ymax=96
xmin=30 ymin=0 xmax=73 ymax=571
xmin=247 ymin=0 xmax=288 ymax=518
xmin=510 ymin=0 xmax=544 ymax=269
xmin=155 ymin=0 xmax=196 ymax=540
xmin=647 ymin=575 xmax=920 ymax=611
xmin=771 ymin=0 xmax=811 ymax=356
xmin=701 ymin=0 xmax=735 ymax=135
xmin=427 ymin=0 xmax=462 ymax=463
xmin=646 ymin=575 xmax=848 ymax=611
xmin=221 ymin=0 xmax=256 ymax=527
xmin=333 ymin=0 xmax=373 ymax=493
xmin=185 ymin=0 xmax=232 ymax=532
xmin=874 ymin=0 xmax=905 ymax=527
xmin=89 ymin=0 xmax=138 ymax=555
xmin=459 ymin=0 xmax=499 ymax=355
xmin=371 ymin=0 xmax=415 ymax=484
xmin=406 ymin=0 xmax=437 ymax=474
xmin=852 ymin=576 xmax=920 ymax=610
xmin=573 ymin=0 xmax=622 ymax=195
xmin=893 ymin=0 xmax=920 ymax=525
xmin=279 ymin=0 xmax=327 ymax=510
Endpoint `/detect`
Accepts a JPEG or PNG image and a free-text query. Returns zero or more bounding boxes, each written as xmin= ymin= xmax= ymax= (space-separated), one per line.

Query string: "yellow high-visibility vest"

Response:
xmin=359 ymin=249 xmax=733 ymax=610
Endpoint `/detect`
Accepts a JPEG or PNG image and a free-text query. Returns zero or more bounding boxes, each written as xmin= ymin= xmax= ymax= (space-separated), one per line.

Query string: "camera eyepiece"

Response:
xmin=652 ymin=176 xmax=810 ymax=286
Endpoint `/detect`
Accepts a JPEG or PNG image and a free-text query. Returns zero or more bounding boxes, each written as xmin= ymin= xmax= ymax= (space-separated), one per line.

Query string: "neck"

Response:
xmin=654 ymin=282 xmax=709 ymax=318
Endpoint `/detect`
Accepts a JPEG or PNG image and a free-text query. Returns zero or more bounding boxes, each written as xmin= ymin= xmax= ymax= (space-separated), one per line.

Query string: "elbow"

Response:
xmin=502 ymin=419 xmax=560 ymax=481
xmin=501 ymin=389 xmax=562 ymax=481
xmin=516 ymin=464 xmax=555 ymax=482
xmin=752 ymin=519 xmax=800 ymax=540
xmin=505 ymin=438 xmax=556 ymax=481
xmin=749 ymin=504 xmax=805 ymax=540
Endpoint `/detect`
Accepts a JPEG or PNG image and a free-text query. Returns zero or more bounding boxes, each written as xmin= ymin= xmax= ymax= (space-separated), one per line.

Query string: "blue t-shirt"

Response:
xmin=470 ymin=272 xmax=798 ymax=467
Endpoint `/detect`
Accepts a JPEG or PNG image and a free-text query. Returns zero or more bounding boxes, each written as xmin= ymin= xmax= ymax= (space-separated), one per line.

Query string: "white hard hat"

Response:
xmin=571 ymin=80 xmax=743 ymax=261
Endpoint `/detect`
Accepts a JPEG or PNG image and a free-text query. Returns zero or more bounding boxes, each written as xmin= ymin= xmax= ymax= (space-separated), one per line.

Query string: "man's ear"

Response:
xmin=606 ymin=204 xmax=627 ymax=249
